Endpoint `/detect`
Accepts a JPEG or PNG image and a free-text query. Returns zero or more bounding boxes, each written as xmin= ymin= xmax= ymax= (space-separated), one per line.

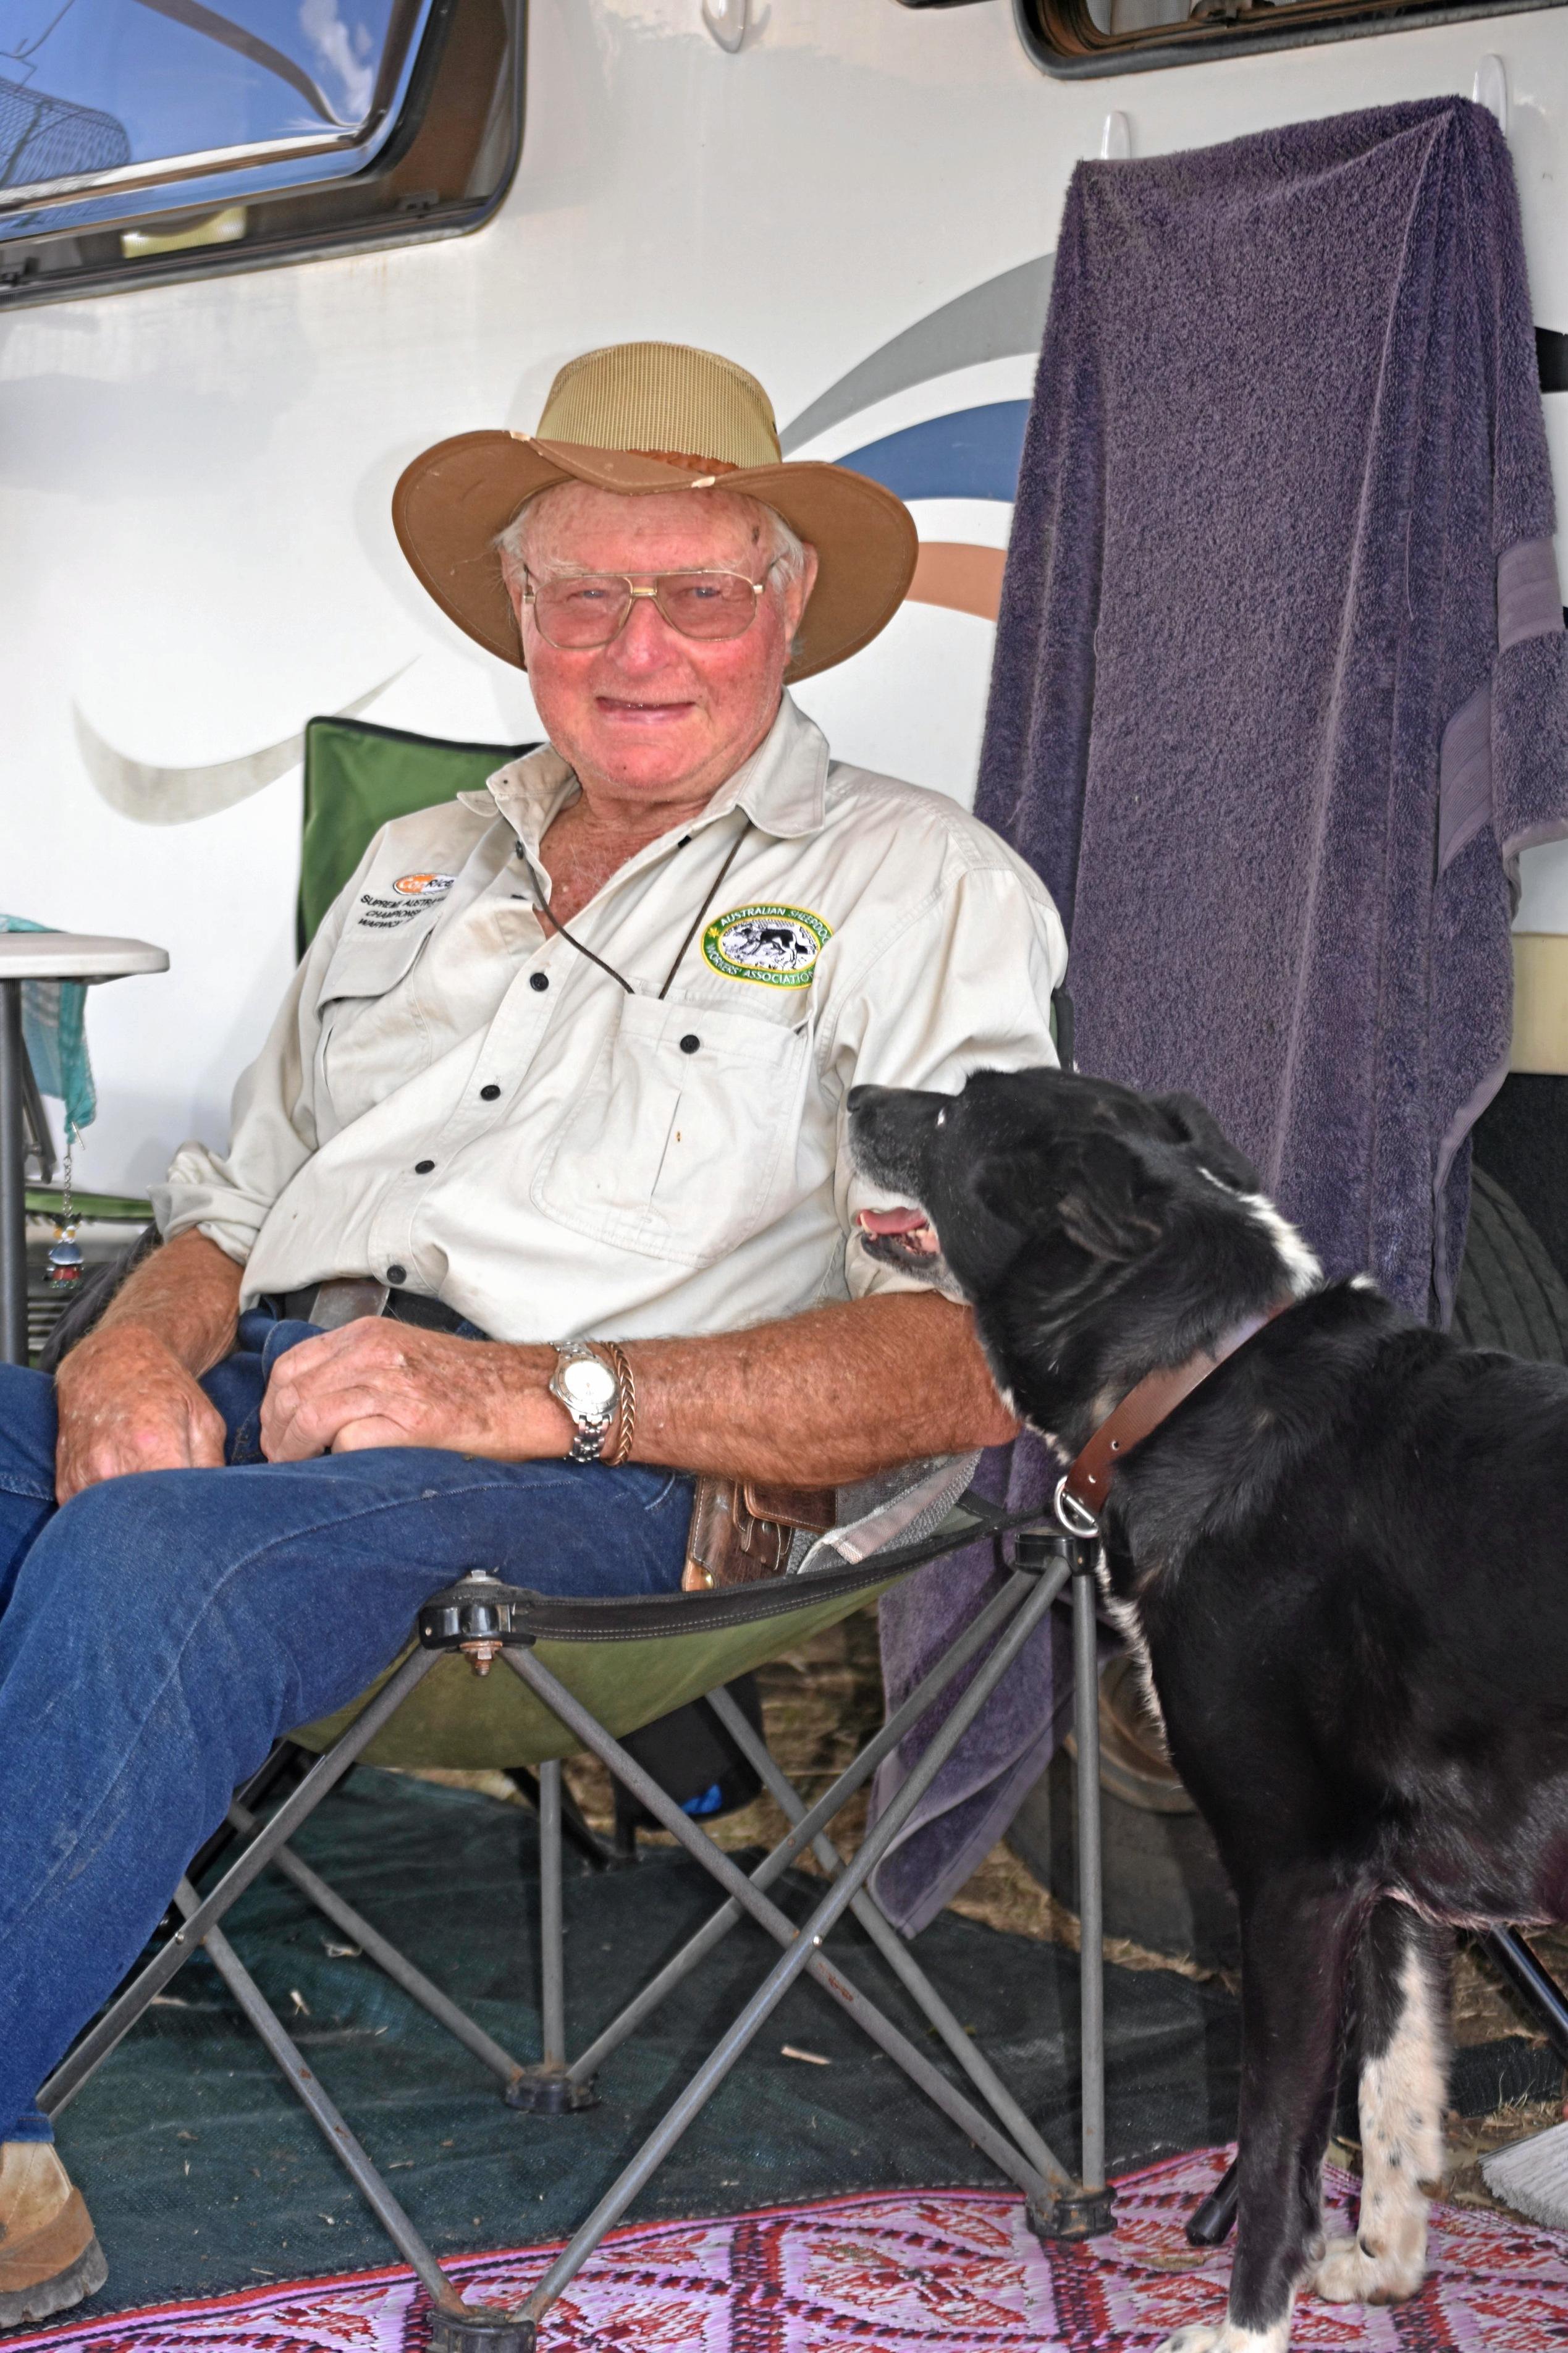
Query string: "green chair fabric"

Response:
xmin=293 ymin=1582 xmax=894 ymax=1770
xmin=298 ymin=716 xmax=534 ymax=953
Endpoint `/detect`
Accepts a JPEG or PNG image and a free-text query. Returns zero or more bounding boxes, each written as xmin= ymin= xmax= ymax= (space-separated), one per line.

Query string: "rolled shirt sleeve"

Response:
xmin=150 ymin=843 xmax=373 ymax=1265
xmin=824 ymin=856 xmax=1068 ymax=1300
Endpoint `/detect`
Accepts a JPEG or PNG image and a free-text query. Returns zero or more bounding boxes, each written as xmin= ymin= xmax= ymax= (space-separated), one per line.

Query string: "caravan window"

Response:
xmin=1015 ymin=0 xmax=1564 ymax=72
xmin=0 ymin=0 xmax=521 ymax=305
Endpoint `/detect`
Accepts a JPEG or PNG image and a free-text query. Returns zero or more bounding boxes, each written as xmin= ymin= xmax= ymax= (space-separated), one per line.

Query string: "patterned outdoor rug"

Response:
xmin=12 ymin=2147 xmax=1568 ymax=2352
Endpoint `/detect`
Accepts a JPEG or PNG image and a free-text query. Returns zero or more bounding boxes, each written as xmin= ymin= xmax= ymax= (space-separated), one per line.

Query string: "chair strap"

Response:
xmin=418 ymin=1495 xmax=1063 ymax=1650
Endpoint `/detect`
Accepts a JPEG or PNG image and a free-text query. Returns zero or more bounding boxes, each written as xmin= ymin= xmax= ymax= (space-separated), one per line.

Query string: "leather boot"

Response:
xmin=0 ymin=2142 xmax=108 ymax=2328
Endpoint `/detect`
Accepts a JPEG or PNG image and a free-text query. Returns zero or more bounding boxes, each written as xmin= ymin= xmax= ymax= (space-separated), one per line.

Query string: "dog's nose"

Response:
xmin=847 ymin=1086 xmax=873 ymax=1115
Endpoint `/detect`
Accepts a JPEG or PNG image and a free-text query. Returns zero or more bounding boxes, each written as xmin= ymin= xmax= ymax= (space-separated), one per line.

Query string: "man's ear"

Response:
xmin=1154 ymin=1091 xmax=1260 ymax=1193
xmin=1056 ymin=1136 xmax=1167 ymax=1263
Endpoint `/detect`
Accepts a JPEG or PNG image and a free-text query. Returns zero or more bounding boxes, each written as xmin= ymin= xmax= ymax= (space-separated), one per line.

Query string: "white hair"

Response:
xmin=494 ymin=483 xmax=808 ymax=591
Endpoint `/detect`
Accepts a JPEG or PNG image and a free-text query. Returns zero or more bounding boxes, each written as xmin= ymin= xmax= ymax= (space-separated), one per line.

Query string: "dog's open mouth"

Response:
xmin=856 ymin=1205 xmax=942 ymax=1265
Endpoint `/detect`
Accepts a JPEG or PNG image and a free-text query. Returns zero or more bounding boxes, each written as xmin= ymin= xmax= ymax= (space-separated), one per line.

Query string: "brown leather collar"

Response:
xmin=1054 ymin=1296 xmax=1298 ymax=1535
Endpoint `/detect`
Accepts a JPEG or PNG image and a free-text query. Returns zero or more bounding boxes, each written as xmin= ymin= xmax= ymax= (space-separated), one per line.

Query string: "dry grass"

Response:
xmin=404 ymin=1603 xmax=1567 ymax=2211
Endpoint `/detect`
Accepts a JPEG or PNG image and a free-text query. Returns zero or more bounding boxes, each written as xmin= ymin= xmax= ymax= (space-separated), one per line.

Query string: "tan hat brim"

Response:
xmin=391 ymin=432 xmax=918 ymax=683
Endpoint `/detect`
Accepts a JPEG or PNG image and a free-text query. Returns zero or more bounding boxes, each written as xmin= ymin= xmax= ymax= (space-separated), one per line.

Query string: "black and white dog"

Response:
xmin=849 ymin=1064 xmax=1568 ymax=2353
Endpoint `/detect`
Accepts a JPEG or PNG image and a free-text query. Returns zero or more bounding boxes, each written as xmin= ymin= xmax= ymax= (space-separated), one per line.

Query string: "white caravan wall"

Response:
xmin=2 ymin=0 xmax=1566 ymax=1191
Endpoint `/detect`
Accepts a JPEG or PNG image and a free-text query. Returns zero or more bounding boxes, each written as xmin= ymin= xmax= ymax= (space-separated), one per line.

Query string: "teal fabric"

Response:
xmin=299 ymin=718 xmax=535 ymax=953
xmin=0 ymin=915 xmax=96 ymax=1138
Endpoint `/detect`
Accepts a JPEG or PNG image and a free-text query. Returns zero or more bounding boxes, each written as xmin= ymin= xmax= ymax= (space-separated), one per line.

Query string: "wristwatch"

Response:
xmin=548 ymin=1341 xmax=620 ymax=1464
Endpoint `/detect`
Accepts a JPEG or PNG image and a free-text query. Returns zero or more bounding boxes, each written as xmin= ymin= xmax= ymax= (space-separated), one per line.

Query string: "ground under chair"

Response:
xmin=39 ymin=1495 xmax=1112 ymax=2352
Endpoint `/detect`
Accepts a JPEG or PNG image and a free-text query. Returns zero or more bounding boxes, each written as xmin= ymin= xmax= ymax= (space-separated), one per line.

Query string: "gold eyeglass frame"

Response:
xmin=520 ymin=560 xmax=782 ymax=649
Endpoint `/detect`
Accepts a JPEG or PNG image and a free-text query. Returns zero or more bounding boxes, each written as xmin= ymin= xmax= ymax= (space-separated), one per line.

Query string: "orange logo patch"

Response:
xmin=392 ymin=872 xmax=455 ymax=898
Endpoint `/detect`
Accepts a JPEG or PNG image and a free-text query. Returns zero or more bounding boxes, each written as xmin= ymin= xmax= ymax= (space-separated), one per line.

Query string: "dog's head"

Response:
xmin=848 ymin=1067 xmax=1319 ymax=1434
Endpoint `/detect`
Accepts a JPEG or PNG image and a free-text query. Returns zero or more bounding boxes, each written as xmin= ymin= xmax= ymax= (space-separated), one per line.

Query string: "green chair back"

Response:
xmin=298 ymin=716 xmax=534 ymax=953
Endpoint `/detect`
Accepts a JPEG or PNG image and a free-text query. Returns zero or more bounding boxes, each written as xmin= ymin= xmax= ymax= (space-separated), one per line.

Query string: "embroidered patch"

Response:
xmin=702 ymin=903 xmax=831 ymax=987
xmin=356 ymin=874 xmax=455 ymax=931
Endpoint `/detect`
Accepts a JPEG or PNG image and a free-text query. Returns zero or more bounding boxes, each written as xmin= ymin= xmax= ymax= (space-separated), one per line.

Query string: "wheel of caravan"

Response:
xmin=1452 ymin=1168 xmax=1568 ymax=1364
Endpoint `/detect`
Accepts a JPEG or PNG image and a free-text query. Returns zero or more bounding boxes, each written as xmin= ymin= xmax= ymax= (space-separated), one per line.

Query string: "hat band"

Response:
xmin=623 ymin=449 xmax=744 ymax=475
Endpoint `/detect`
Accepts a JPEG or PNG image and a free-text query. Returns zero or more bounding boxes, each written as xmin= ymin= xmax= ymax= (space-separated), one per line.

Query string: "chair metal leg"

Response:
xmin=503 ymin=1561 xmax=1075 ymax=2331
xmin=1067 ymin=1540 xmax=1115 ymax=2232
xmin=563 ymin=1568 xmax=1039 ymax=2089
xmin=41 ymin=1642 xmax=442 ymax=2118
xmin=226 ymin=1798 xmax=532 ymax=2093
xmin=704 ymin=1681 xmax=1073 ymax=2201
xmin=169 ymin=1883 xmax=474 ymax=2325
xmin=504 ymin=1757 xmax=596 ymax=2113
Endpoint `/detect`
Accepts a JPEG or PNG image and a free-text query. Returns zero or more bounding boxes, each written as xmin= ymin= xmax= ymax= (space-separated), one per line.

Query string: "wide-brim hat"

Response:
xmin=392 ymin=340 xmax=918 ymax=683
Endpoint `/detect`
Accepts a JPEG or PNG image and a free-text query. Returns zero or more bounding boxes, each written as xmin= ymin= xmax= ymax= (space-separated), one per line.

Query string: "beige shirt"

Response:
xmin=155 ymin=695 xmax=1066 ymax=1344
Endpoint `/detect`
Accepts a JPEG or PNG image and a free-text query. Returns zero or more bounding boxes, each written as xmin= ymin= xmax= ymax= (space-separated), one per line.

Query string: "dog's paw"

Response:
xmin=1309 ymin=2231 xmax=1425 ymax=2306
xmin=1155 ymin=2327 xmax=1288 ymax=2353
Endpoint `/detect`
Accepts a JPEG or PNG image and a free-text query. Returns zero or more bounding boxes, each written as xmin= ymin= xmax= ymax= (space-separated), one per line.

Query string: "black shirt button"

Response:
xmin=529 ymin=971 xmax=550 ymax=992
xmin=414 ymin=1159 xmax=435 ymax=1174
xmin=479 ymin=1084 xmax=501 ymax=1101
xmin=680 ymin=1033 xmax=701 ymax=1055
xmin=386 ymin=1264 xmax=407 ymax=1284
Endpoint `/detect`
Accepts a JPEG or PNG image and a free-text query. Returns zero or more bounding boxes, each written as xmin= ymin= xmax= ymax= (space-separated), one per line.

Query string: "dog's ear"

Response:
xmin=1154 ymin=1092 xmax=1259 ymax=1193
xmin=1055 ymin=1135 xmax=1168 ymax=1263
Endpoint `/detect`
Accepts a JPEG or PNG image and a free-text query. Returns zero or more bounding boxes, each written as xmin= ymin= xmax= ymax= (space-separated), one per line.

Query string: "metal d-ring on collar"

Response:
xmin=1051 ymin=1295 xmax=1298 ymax=1538
xmin=528 ymin=820 xmax=752 ymax=1002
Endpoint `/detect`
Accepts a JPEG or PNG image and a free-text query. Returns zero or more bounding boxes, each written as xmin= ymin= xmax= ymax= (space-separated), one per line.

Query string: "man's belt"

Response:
xmin=279 ymin=1279 xmax=487 ymax=1340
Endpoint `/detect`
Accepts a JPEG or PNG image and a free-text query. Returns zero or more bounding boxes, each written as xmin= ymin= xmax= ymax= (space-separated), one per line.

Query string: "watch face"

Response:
xmin=560 ymin=1356 xmax=617 ymax=1417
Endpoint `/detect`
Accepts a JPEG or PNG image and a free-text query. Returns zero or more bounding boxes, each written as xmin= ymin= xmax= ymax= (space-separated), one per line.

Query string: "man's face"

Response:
xmin=508 ymin=483 xmax=817 ymax=810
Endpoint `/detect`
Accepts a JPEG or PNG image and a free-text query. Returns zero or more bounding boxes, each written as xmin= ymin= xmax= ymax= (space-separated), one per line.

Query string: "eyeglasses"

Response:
xmin=521 ymin=564 xmax=778 ymax=649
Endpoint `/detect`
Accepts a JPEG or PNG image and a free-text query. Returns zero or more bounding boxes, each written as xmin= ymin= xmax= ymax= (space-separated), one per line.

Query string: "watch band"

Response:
xmin=550 ymin=1340 xmax=617 ymax=1465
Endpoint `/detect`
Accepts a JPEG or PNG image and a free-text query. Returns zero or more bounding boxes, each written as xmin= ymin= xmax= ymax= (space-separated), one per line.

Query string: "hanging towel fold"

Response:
xmin=0 ymin=916 xmax=97 ymax=1140
xmin=977 ymin=98 xmax=1568 ymax=1320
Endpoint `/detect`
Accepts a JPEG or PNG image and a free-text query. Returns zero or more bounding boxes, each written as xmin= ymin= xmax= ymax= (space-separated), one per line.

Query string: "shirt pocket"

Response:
xmin=311 ymin=919 xmax=437 ymax=1133
xmin=531 ymin=992 xmax=809 ymax=1267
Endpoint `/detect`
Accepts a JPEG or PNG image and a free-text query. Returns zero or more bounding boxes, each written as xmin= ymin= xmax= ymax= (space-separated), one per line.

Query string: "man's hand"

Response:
xmin=258 ymin=1320 xmax=575 ymax=1463
xmin=54 ymin=1322 xmax=229 ymax=1503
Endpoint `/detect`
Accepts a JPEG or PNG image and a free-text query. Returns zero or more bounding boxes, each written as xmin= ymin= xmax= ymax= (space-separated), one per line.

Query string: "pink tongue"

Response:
xmin=859 ymin=1207 xmax=929 ymax=1236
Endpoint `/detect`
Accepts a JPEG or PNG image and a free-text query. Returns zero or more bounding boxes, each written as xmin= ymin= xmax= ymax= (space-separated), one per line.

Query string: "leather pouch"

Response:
xmin=682 ymin=1476 xmax=837 ymax=1590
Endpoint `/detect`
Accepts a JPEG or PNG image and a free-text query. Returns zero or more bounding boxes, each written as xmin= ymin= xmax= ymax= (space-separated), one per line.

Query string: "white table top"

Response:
xmin=0 ymin=933 xmax=169 ymax=982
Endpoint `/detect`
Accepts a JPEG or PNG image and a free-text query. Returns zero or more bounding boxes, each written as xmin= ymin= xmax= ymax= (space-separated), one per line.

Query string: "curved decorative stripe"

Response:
xmin=906 ymin=543 xmax=1007 ymax=622
xmin=74 ymin=667 xmax=410 ymax=826
xmin=838 ymin=402 xmax=1030 ymax=505
xmin=779 ymin=255 xmax=1054 ymax=454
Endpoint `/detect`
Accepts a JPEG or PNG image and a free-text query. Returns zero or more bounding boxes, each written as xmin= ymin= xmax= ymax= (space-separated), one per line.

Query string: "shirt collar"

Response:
xmin=460 ymin=691 xmax=830 ymax=856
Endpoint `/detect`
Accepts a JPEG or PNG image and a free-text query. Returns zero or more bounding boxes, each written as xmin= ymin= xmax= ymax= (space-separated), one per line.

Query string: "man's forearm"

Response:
xmin=95 ymin=1229 xmax=245 ymax=1378
xmin=619 ymin=1294 xmax=1019 ymax=1487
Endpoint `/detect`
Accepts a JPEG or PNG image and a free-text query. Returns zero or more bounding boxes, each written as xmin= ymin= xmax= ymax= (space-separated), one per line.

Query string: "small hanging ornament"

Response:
xmin=46 ymin=1140 xmax=85 ymax=1290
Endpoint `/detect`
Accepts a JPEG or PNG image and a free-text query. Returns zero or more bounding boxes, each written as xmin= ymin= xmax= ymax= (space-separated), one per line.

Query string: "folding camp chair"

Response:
xmin=39 ymin=1496 xmax=1112 ymax=2351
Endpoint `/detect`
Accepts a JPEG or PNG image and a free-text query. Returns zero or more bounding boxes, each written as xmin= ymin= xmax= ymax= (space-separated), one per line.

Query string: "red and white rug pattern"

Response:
xmin=12 ymin=2148 xmax=1568 ymax=2352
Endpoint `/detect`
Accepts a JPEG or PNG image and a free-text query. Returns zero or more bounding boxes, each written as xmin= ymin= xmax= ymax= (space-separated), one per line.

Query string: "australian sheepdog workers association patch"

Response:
xmin=702 ymin=903 xmax=832 ymax=987
xmin=356 ymin=873 xmax=456 ymax=931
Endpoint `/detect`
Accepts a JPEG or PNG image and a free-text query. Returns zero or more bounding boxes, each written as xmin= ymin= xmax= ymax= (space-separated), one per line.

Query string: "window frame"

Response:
xmin=0 ymin=0 xmax=525 ymax=310
xmin=1011 ymin=0 xmax=1568 ymax=77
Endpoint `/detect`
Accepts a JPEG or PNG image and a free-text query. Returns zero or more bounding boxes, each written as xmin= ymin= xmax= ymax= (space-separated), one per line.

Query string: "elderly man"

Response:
xmin=0 ymin=342 xmax=1064 ymax=2324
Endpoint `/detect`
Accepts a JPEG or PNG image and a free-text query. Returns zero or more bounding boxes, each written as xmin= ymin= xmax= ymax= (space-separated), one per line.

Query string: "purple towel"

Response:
xmin=869 ymin=1432 xmax=1075 ymax=1937
xmin=978 ymin=98 xmax=1568 ymax=1320
xmin=869 ymin=99 xmax=1568 ymax=1941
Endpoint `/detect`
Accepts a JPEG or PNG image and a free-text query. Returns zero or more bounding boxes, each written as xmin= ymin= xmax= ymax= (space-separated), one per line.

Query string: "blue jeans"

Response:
xmin=0 ymin=1311 xmax=693 ymax=2144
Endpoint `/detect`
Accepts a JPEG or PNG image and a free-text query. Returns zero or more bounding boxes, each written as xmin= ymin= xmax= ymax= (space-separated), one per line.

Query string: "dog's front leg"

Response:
xmin=1159 ymin=1874 xmax=1362 ymax=2353
xmin=1310 ymin=1903 xmax=1446 ymax=2307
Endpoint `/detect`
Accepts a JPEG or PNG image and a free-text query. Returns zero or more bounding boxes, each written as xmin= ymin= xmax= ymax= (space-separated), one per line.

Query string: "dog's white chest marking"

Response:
xmin=1311 ymin=1943 xmax=1444 ymax=2308
xmin=1092 ymin=1554 xmax=1169 ymax=1741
